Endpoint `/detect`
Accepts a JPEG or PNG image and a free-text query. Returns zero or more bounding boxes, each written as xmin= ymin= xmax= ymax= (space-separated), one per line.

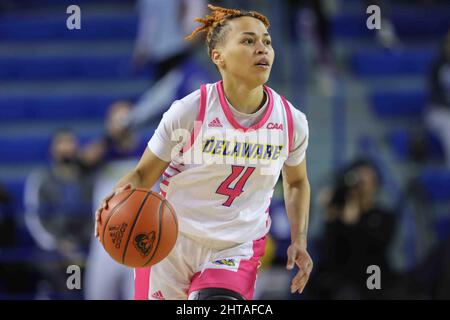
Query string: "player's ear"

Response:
xmin=211 ymin=49 xmax=225 ymax=68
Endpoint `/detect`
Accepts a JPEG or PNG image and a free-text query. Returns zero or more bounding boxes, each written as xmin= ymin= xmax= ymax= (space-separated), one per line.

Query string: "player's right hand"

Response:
xmin=95 ymin=183 xmax=133 ymax=241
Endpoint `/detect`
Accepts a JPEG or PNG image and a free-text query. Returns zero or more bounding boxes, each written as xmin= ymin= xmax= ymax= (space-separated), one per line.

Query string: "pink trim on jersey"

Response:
xmin=160 ymin=190 xmax=167 ymax=198
xmin=162 ymin=172 xmax=172 ymax=179
xmin=134 ymin=267 xmax=151 ymax=300
xmin=160 ymin=162 xmax=185 ymax=189
xmin=169 ymin=165 xmax=181 ymax=173
xmin=188 ymin=237 xmax=266 ymax=300
xmin=280 ymin=96 xmax=294 ymax=153
xmin=182 ymin=84 xmax=207 ymax=153
xmin=216 ymin=80 xmax=274 ymax=132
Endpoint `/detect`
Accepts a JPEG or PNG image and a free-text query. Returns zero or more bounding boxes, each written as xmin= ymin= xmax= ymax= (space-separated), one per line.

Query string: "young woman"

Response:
xmin=95 ymin=4 xmax=312 ymax=300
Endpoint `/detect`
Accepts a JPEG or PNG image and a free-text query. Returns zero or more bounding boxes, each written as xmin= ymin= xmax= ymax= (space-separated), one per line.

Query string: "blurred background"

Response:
xmin=0 ymin=0 xmax=449 ymax=300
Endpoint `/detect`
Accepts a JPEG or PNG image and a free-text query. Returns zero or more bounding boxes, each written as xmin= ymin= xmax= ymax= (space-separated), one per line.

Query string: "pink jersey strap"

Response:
xmin=280 ymin=96 xmax=294 ymax=154
xmin=182 ymin=84 xmax=207 ymax=153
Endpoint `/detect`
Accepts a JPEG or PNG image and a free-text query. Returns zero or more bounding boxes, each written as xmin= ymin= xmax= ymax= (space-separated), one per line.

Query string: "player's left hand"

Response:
xmin=286 ymin=240 xmax=313 ymax=294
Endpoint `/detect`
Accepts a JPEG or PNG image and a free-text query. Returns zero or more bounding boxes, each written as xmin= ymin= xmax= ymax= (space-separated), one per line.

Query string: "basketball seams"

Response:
xmin=121 ymin=190 xmax=152 ymax=264
xmin=153 ymin=193 xmax=177 ymax=232
xmin=142 ymin=198 xmax=165 ymax=267
xmin=101 ymin=189 xmax=178 ymax=268
xmin=101 ymin=190 xmax=135 ymax=244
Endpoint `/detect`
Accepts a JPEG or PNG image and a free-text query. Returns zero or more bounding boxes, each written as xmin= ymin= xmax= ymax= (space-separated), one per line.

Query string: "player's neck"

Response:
xmin=221 ymin=79 xmax=265 ymax=115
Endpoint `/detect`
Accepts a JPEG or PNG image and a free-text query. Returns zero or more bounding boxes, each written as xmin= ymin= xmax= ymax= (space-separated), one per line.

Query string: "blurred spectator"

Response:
xmin=425 ymin=29 xmax=450 ymax=167
xmin=24 ymin=129 xmax=94 ymax=299
xmin=367 ymin=0 xmax=401 ymax=49
xmin=308 ymin=159 xmax=401 ymax=299
xmin=81 ymin=101 xmax=145 ymax=170
xmin=286 ymin=0 xmax=337 ymax=97
xmin=133 ymin=0 xmax=206 ymax=79
xmin=83 ymin=101 xmax=149 ymax=300
xmin=288 ymin=0 xmax=333 ymax=65
xmin=127 ymin=0 xmax=214 ymax=129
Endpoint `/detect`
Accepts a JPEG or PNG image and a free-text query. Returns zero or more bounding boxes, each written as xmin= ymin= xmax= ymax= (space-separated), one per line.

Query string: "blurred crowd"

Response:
xmin=0 ymin=0 xmax=214 ymax=299
xmin=0 ymin=0 xmax=449 ymax=300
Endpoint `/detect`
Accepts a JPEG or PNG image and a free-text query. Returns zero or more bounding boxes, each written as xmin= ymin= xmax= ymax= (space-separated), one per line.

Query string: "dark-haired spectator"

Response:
xmin=81 ymin=101 xmax=146 ymax=170
xmin=24 ymin=129 xmax=93 ymax=299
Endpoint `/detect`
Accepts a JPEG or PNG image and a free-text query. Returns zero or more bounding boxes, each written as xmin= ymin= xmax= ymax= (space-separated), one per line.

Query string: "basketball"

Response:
xmin=98 ymin=188 xmax=178 ymax=268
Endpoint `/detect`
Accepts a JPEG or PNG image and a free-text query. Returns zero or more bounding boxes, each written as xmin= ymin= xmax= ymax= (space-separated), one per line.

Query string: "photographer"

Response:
xmin=310 ymin=159 xmax=398 ymax=299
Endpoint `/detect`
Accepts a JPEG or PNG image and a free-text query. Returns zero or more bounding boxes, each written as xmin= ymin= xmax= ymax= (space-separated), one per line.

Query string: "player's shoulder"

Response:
xmin=286 ymin=99 xmax=308 ymax=127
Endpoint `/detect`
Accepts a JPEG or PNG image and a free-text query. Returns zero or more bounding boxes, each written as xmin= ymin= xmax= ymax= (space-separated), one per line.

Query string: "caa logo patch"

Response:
xmin=267 ymin=123 xmax=283 ymax=130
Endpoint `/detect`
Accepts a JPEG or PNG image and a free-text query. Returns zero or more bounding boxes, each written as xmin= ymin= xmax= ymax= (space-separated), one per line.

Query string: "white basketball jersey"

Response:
xmin=159 ymin=81 xmax=295 ymax=244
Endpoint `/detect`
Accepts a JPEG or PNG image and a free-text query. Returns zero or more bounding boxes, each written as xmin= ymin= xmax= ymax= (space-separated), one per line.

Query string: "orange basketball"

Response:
xmin=98 ymin=188 xmax=178 ymax=268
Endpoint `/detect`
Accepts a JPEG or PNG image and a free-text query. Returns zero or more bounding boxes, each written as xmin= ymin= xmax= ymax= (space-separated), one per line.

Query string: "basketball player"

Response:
xmin=95 ymin=4 xmax=312 ymax=300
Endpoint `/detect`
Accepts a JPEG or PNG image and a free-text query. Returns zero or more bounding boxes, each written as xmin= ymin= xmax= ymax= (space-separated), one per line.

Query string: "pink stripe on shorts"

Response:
xmin=134 ymin=237 xmax=267 ymax=300
xmin=188 ymin=236 xmax=266 ymax=300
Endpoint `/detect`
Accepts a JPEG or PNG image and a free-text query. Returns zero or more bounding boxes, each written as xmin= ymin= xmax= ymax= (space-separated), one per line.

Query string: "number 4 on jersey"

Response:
xmin=216 ymin=166 xmax=256 ymax=207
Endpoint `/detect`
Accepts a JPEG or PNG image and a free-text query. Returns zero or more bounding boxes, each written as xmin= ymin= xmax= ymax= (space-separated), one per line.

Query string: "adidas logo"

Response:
xmin=151 ymin=290 xmax=165 ymax=300
xmin=208 ymin=117 xmax=223 ymax=128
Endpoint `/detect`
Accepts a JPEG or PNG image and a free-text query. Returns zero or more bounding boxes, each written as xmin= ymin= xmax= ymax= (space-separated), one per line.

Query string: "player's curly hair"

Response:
xmin=185 ymin=4 xmax=270 ymax=57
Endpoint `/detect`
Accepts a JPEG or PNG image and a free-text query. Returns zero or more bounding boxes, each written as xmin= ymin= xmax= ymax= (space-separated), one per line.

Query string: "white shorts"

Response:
xmin=134 ymin=232 xmax=266 ymax=300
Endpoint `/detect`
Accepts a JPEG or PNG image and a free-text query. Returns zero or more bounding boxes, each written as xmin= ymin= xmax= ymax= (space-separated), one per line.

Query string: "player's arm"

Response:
xmin=94 ymin=148 xmax=169 ymax=239
xmin=282 ymin=157 xmax=310 ymax=247
xmin=114 ymin=147 xmax=169 ymax=190
xmin=94 ymin=94 xmax=198 ymax=239
xmin=282 ymin=157 xmax=313 ymax=294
